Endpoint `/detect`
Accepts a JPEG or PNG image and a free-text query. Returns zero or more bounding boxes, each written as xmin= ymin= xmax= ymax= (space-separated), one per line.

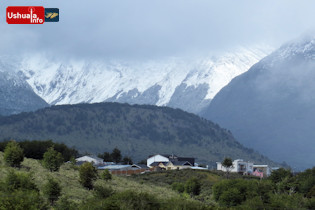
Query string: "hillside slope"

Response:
xmin=203 ymin=36 xmax=315 ymax=170
xmin=0 ymin=70 xmax=49 ymax=116
xmin=0 ymin=103 xmax=276 ymax=167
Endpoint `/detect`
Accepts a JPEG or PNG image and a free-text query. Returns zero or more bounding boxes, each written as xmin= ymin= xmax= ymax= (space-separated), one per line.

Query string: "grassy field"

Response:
xmin=0 ymin=152 xmax=194 ymax=205
xmin=1 ymin=151 xmax=314 ymax=209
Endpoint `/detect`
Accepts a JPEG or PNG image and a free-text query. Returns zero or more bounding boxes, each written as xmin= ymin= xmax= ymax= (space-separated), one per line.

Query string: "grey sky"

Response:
xmin=1 ymin=0 xmax=315 ymax=60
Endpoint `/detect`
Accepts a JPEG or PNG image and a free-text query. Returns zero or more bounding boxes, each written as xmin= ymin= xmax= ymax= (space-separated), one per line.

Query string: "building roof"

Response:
xmin=76 ymin=155 xmax=103 ymax=162
xmin=191 ymin=166 xmax=208 ymax=170
xmin=169 ymin=160 xmax=192 ymax=166
xmin=253 ymin=165 xmax=269 ymax=167
xmin=148 ymin=154 xmax=173 ymax=158
xmin=136 ymin=164 xmax=150 ymax=169
xmin=176 ymin=157 xmax=195 ymax=165
xmin=149 ymin=162 xmax=168 ymax=167
xmin=98 ymin=165 xmax=132 ymax=170
xmin=148 ymin=154 xmax=194 ymax=161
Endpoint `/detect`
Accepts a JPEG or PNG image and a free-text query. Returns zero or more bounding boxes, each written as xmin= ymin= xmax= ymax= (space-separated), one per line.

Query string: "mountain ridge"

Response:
xmin=16 ymin=46 xmax=272 ymax=114
xmin=202 ymin=36 xmax=315 ymax=170
xmin=0 ymin=102 xmax=279 ymax=167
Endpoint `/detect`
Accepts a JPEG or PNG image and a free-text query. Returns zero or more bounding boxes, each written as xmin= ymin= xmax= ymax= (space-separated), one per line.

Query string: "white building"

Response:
xmin=147 ymin=154 xmax=195 ymax=169
xmin=75 ymin=155 xmax=104 ymax=165
xmin=147 ymin=154 xmax=169 ymax=167
xmin=216 ymin=159 xmax=254 ymax=174
xmin=253 ymin=165 xmax=271 ymax=177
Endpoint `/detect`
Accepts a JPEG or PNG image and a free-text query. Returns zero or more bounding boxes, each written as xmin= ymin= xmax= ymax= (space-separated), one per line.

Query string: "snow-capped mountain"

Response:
xmin=203 ymin=35 xmax=315 ymax=170
xmin=0 ymin=58 xmax=49 ymax=116
xmin=16 ymin=46 xmax=272 ymax=114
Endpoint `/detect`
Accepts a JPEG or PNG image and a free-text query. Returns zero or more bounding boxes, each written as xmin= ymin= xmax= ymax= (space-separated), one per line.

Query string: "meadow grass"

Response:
xmin=0 ymin=152 xmax=187 ymax=205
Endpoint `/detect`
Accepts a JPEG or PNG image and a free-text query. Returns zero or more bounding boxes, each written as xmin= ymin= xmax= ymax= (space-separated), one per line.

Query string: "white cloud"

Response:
xmin=1 ymin=0 xmax=315 ymax=60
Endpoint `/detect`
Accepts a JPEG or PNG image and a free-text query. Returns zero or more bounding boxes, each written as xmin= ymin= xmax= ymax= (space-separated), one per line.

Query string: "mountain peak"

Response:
xmin=16 ymin=45 xmax=272 ymax=114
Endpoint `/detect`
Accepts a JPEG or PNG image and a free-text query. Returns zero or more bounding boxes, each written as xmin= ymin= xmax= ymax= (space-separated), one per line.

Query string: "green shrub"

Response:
xmin=239 ymin=196 xmax=265 ymax=210
xmin=0 ymin=170 xmax=45 ymax=209
xmin=101 ymin=169 xmax=112 ymax=181
xmin=55 ymin=196 xmax=78 ymax=210
xmin=0 ymin=190 xmax=46 ymax=210
xmin=79 ymin=162 xmax=98 ymax=190
xmin=4 ymin=170 xmax=38 ymax=192
xmin=269 ymin=194 xmax=306 ymax=209
xmin=185 ymin=178 xmax=201 ymax=196
xmin=42 ymin=147 xmax=64 ymax=172
xmin=108 ymin=190 xmax=160 ymax=210
xmin=307 ymin=186 xmax=315 ymax=198
xmin=219 ymin=188 xmax=243 ymax=207
xmin=43 ymin=177 xmax=62 ymax=205
xmin=305 ymin=198 xmax=315 ymax=210
xmin=171 ymin=182 xmax=185 ymax=193
xmin=4 ymin=141 xmax=24 ymax=168
xmin=93 ymin=185 xmax=114 ymax=199
xmin=161 ymin=198 xmax=210 ymax=210
xmin=212 ymin=179 xmax=259 ymax=207
xmin=269 ymin=168 xmax=292 ymax=183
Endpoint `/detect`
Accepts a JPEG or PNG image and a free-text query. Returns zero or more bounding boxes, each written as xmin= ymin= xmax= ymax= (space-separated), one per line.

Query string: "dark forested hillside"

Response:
xmin=0 ymin=102 xmax=277 ymax=166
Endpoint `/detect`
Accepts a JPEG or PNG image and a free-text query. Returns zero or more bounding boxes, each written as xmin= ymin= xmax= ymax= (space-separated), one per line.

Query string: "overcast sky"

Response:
xmin=1 ymin=0 xmax=315 ymax=60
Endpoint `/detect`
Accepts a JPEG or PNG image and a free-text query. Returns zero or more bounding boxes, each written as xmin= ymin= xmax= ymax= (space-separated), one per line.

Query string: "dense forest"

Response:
xmin=0 ymin=102 xmax=278 ymax=167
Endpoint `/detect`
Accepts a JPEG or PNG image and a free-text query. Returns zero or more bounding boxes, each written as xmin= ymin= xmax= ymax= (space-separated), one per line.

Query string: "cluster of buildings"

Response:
xmin=75 ymin=155 xmax=151 ymax=175
xmin=216 ymin=159 xmax=275 ymax=178
xmin=75 ymin=155 xmax=275 ymax=178
xmin=75 ymin=154 xmax=206 ymax=175
xmin=147 ymin=154 xmax=204 ymax=170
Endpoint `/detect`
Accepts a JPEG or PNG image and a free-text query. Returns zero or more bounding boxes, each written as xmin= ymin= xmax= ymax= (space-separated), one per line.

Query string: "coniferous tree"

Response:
xmin=122 ymin=156 xmax=133 ymax=165
xmin=111 ymin=148 xmax=122 ymax=163
xmin=98 ymin=152 xmax=113 ymax=162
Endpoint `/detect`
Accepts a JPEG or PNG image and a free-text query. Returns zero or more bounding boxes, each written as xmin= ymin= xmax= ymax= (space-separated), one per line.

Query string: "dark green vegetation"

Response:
xmin=212 ymin=167 xmax=315 ymax=209
xmin=203 ymin=37 xmax=315 ymax=170
xmin=42 ymin=147 xmax=64 ymax=172
xmin=221 ymin=157 xmax=233 ymax=178
xmin=0 ymin=140 xmax=78 ymax=161
xmin=0 ymin=143 xmax=314 ymax=209
xmin=43 ymin=178 xmax=62 ymax=205
xmin=98 ymin=147 xmax=133 ymax=164
xmin=0 ymin=150 xmax=211 ymax=210
xmin=0 ymin=102 xmax=277 ymax=167
xmin=79 ymin=162 xmax=98 ymax=190
xmin=3 ymin=140 xmax=24 ymax=168
xmin=101 ymin=169 xmax=112 ymax=181
xmin=129 ymin=168 xmax=315 ymax=209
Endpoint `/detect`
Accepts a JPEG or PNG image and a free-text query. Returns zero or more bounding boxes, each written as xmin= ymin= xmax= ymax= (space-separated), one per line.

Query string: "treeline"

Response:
xmin=0 ymin=140 xmax=78 ymax=161
xmin=98 ymin=148 xmax=133 ymax=164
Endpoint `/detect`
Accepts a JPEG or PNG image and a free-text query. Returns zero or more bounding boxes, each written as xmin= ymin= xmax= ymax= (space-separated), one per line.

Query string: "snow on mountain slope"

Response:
xmin=19 ymin=46 xmax=272 ymax=114
xmin=202 ymin=35 xmax=315 ymax=170
xmin=0 ymin=57 xmax=49 ymax=116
